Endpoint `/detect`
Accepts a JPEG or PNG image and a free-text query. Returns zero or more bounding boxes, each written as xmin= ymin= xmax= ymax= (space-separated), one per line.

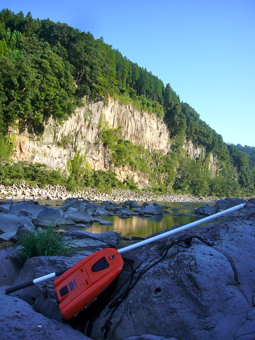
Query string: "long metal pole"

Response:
xmin=118 ymin=203 xmax=246 ymax=254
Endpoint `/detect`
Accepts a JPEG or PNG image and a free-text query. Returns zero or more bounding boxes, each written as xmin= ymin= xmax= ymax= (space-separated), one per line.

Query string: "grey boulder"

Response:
xmin=0 ymin=214 xmax=34 ymax=241
xmin=37 ymin=207 xmax=63 ymax=220
xmin=85 ymin=218 xmax=255 ymax=340
xmin=117 ymin=208 xmax=133 ymax=218
xmin=62 ymin=210 xmax=94 ymax=224
xmin=195 ymin=203 xmax=216 ymax=216
xmin=0 ymin=248 xmax=23 ymax=286
xmin=139 ymin=204 xmax=164 ymax=216
xmin=65 ymin=229 xmax=121 ymax=247
xmin=9 ymin=201 xmax=45 ymax=217
xmin=0 ymin=287 xmax=92 ymax=340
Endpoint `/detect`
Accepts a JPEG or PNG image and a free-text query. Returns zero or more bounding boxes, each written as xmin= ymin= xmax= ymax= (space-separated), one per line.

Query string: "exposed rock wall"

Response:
xmin=183 ymin=139 xmax=218 ymax=177
xmin=12 ymin=98 xmax=169 ymax=171
xmin=11 ymin=97 xmax=218 ymax=186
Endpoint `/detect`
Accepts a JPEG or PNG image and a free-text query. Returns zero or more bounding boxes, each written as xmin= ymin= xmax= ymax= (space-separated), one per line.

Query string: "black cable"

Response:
xmin=101 ymin=235 xmax=215 ymax=339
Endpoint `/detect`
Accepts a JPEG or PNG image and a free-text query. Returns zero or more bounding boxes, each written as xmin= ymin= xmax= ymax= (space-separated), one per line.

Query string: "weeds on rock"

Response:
xmin=18 ymin=225 xmax=73 ymax=261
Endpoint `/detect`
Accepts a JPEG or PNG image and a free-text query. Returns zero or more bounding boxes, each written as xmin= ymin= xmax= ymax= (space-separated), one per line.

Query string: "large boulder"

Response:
xmin=64 ymin=229 xmax=121 ymax=247
xmin=37 ymin=207 xmax=63 ymax=220
xmin=122 ymin=201 xmax=141 ymax=208
xmin=85 ymin=204 xmax=109 ymax=217
xmin=214 ymin=198 xmax=247 ymax=212
xmin=195 ymin=198 xmax=248 ymax=217
xmin=0 ymin=248 xmax=23 ymax=286
xmin=62 ymin=210 xmax=94 ymax=224
xmin=195 ymin=203 xmax=216 ymax=216
xmin=9 ymin=252 xmax=92 ymax=321
xmin=61 ymin=198 xmax=88 ymax=210
xmin=79 ymin=217 xmax=255 ymax=340
xmin=139 ymin=204 xmax=164 ymax=216
xmin=0 ymin=204 xmax=10 ymax=213
xmin=117 ymin=208 xmax=133 ymax=218
xmin=0 ymin=214 xmax=34 ymax=241
xmin=9 ymin=201 xmax=45 ymax=217
xmin=0 ymin=287 xmax=92 ymax=340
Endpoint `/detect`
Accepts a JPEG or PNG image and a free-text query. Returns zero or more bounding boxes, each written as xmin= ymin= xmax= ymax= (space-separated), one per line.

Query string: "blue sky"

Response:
xmin=2 ymin=0 xmax=255 ymax=147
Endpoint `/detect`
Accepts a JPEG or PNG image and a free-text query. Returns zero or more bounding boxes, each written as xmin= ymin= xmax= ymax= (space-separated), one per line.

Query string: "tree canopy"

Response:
xmin=0 ymin=8 xmax=254 ymax=197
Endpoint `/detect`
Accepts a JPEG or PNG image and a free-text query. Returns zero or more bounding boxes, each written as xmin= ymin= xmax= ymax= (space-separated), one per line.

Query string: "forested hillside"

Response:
xmin=0 ymin=9 xmax=254 ymax=197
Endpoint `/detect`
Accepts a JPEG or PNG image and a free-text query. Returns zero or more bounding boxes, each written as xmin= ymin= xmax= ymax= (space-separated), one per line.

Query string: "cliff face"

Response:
xmin=11 ymin=97 xmax=217 ymax=187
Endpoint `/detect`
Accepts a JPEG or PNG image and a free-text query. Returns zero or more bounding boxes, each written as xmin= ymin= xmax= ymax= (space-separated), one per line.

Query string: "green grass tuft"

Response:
xmin=18 ymin=225 xmax=73 ymax=261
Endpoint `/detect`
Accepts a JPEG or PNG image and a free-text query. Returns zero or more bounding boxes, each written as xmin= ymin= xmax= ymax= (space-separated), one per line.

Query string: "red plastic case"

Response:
xmin=54 ymin=248 xmax=124 ymax=320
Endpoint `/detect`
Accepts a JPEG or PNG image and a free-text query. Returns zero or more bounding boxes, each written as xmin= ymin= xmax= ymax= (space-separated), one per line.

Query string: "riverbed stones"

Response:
xmin=139 ymin=203 xmax=165 ymax=216
xmin=195 ymin=203 xmax=216 ymax=216
xmin=1 ymin=200 xmax=255 ymax=339
xmin=0 ymin=214 xmax=34 ymax=241
xmin=9 ymin=201 xmax=45 ymax=216
xmin=64 ymin=229 xmax=120 ymax=246
xmin=117 ymin=207 xmax=133 ymax=218
xmin=62 ymin=210 xmax=94 ymax=224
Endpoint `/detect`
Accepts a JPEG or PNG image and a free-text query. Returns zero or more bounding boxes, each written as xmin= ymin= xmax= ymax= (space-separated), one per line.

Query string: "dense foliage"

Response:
xmin=0 ymin=9 xmax=254 ymax=197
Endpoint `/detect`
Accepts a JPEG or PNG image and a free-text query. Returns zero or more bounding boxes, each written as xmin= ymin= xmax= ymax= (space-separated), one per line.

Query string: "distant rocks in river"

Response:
xmin=0 ymin=199 xmax=180 ymax=243
xmin=0 ymin=197 xmax=252 ymax=245
xmin=195 ymin=197 xmax=247 ymax=216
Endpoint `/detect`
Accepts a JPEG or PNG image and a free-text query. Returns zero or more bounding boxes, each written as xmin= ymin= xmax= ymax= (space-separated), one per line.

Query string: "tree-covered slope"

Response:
xmin=0 ymin=9 xmax=254 ymax=197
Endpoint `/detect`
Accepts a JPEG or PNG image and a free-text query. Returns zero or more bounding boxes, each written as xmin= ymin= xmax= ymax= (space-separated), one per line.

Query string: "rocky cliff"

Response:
xmin=11 ymin=97 xmax=217 ymax=187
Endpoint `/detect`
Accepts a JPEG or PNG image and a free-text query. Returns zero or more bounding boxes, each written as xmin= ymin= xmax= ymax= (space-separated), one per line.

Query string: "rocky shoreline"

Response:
xmin=1 ymin=197 xmax=255 ymax=339
xmin=0 ymin=183 xmax=218 ymax=203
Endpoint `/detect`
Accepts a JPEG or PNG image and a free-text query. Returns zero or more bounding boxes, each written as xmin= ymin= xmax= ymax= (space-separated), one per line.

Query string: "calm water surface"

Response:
xmin=78 ymin=201 xmax=215 ymax=238
xmin=0 ymin=200 xmax=216 ymax=247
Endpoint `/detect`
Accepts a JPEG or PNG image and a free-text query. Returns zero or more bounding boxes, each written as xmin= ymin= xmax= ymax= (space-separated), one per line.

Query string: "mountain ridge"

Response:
xmin=0 ymin=9 xmax=254 ymax=197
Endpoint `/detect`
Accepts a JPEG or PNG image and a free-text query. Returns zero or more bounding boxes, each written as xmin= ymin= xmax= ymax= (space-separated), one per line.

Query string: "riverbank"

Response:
xmin=1 ymin=199 xmax=255 ymax=340
xmin=0 ymin=183 xmax=218 ymax=203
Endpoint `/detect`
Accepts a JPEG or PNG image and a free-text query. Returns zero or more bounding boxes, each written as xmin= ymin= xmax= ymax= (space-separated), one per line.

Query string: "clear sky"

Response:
xmin=2 ymin=0 xmax=255 ymax=147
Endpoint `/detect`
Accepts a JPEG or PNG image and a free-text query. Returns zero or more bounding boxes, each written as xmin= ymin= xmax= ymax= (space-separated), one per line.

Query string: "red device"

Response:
xmin=54 ymin=248 xmax=124 ymax=320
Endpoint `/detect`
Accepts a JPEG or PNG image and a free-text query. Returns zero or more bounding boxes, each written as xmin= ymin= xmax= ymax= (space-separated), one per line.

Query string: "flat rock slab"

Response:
xmin=0 ymin=287 xmax=92 ymax=340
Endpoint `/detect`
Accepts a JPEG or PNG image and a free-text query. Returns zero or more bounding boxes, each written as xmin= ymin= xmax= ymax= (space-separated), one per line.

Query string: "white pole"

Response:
xmin=118 ymin=203 xmax=246 ymax=255
xmin=33 ymin=273 xmax=56 ymax=284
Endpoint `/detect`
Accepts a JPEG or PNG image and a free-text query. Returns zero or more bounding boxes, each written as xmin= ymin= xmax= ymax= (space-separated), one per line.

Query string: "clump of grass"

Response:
xmin=18 ymin=225 xmax=73 ymax=261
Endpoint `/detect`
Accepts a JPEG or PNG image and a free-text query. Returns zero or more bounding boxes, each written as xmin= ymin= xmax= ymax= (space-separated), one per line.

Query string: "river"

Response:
xmin=0 ymin=200 xmax=216 ymax=249
xmin=53 ymin=200 xmax=215 ymax=238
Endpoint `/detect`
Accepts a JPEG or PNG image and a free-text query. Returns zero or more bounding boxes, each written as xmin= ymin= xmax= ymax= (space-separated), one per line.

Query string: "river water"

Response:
xmin=0 ymin=200 xmax=216 ymax=249
xmin=87 ymin=201 xmax=216 ymax=238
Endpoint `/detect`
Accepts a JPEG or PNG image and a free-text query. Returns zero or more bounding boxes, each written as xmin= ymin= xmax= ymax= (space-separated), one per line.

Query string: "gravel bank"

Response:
xmin=0 ymin=184 xmax=218 ymax=203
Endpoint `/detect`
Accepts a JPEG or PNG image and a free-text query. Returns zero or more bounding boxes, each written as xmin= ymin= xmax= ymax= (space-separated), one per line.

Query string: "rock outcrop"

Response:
xmin=9 ymin=97 xmax=218 ymax=188
xmin=0 ymin=286 xmax=92 ymax=340
xmin=1 ymin=199 xmax=255 ymax=339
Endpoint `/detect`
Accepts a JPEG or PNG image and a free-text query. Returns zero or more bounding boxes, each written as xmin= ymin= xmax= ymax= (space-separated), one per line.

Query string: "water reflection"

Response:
xmin=88 ymin=201 xmax=215 ymax=238
xmin=0 ymin=199 xmax=215 ymax=240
